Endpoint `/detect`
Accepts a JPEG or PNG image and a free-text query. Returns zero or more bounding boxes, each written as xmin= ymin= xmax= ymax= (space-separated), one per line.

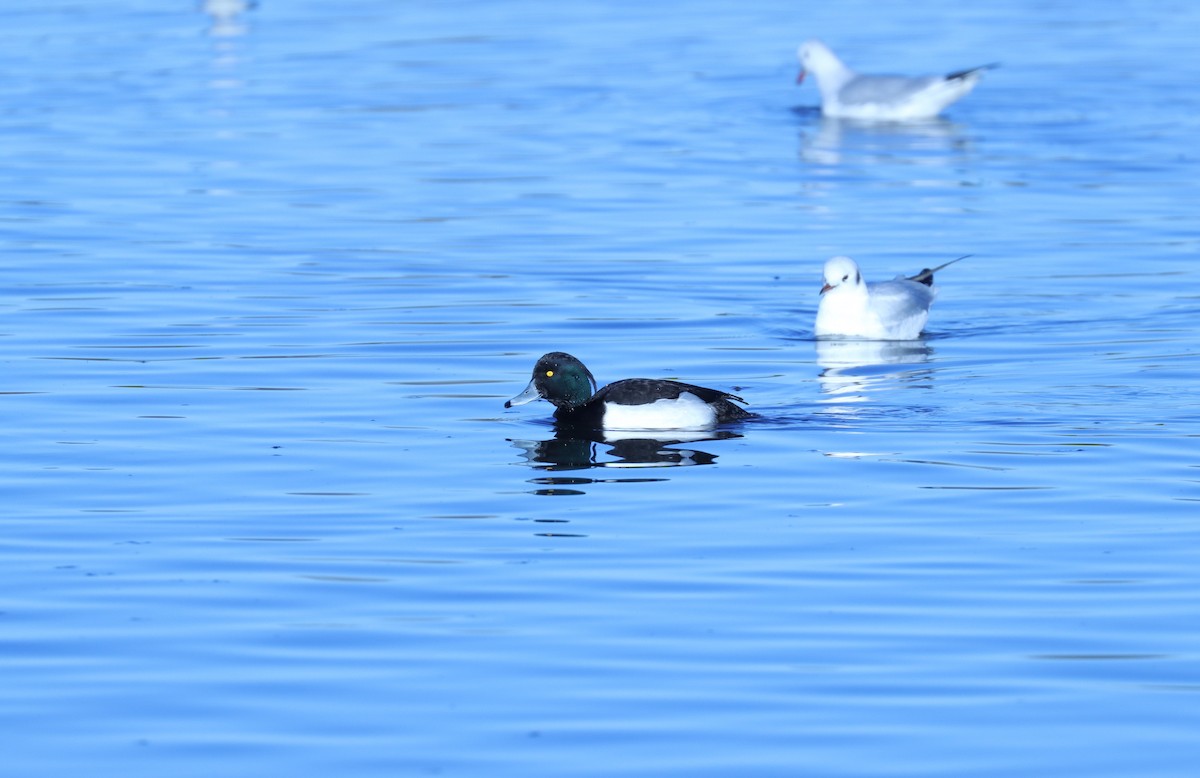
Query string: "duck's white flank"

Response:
xmin=601 ymin=392 xmax=718 ymax=430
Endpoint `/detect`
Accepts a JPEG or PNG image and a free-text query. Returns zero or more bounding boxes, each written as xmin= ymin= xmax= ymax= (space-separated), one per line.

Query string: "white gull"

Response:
xmin=797 ymin=39 xmax=995 ymax=120
xmin=814 ymin=255 xmax=968 ymax=340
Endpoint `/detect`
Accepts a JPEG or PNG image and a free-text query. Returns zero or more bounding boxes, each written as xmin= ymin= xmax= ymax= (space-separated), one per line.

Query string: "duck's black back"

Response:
xmin=599 ymin=378 xmax=751 ymax=422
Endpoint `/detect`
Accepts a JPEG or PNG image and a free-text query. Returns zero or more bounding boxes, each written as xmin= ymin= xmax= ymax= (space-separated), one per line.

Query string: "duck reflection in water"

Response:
xmin=509 ymin=426 xmax=743 ymax=472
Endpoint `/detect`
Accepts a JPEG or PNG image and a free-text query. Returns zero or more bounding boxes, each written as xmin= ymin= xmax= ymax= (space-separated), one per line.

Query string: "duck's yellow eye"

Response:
xmin=545 ymin=370 xmax=554 ymax=377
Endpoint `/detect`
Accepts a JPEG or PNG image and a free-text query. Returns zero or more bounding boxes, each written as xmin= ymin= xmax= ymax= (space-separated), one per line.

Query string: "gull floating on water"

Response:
xmin=814 ymin=255 xmax=968 ymax=340
xmin=797 ymin=39 xmax=996 ymax=120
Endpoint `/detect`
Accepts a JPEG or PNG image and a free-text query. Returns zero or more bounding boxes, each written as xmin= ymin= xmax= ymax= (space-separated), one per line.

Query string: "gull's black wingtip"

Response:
xmin=908 ymin=254 xmax=972 ymax=286
xmin=946 ymin=62 xmax=1000 ymax=81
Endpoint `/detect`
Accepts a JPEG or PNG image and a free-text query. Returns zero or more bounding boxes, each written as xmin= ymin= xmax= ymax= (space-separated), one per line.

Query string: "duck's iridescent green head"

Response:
xmin=505 ymin=352 xmax=598 ymax=411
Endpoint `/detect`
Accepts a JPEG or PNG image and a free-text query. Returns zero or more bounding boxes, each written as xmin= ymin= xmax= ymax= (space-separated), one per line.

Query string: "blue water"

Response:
xmin=2 ymin=1 xmax=1199 ymax=776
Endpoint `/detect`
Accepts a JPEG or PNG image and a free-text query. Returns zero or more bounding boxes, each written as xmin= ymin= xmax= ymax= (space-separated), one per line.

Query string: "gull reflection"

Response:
xmin=202 ymin=0 xmax=256 ymax=37
xmin=509 ymin=427 xmax=741 ymax=472
xmin=799 ymin=115 xmax=970 ymax=166
xmin=815 ymin=337 xmax=934 ymax=403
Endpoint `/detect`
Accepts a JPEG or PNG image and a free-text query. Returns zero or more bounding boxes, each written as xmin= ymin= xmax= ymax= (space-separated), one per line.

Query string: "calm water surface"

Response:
xmin=2 ymin=1 xmax=1198 ymax=776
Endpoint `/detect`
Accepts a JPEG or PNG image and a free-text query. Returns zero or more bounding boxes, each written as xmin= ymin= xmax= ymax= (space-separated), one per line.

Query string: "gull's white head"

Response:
xmin=821 ymin=255 xmax=865 ymax=295
xmin=796 ymin=39 xmax=845 ymax=85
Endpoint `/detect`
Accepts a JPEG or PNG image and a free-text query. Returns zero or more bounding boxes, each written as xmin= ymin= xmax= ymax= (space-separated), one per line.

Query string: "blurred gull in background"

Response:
xmin=797 ymin=39 xmax=996 ymax=120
